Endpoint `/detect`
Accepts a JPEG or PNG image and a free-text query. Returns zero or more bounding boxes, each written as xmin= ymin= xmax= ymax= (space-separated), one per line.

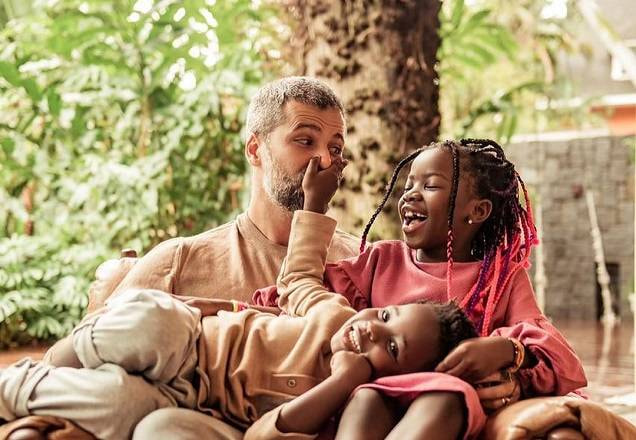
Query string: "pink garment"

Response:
xmin=253 ymin=240 xmax=587 ymax=438
xmin=358 ymin=372 xmax=485 ymax=439
xmin=255 ymin=240 xmax=587 ymax=397
xmin=323 ymin=240 xmax=587 ymax=397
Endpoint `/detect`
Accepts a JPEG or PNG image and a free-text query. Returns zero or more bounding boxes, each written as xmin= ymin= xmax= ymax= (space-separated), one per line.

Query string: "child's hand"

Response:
xmin=475 ymin=371 xmax=522 ymax=412
xmin=434 ymin=336 xmax=515 ymax=382
xmin=302 ymin=156 xmax=348 ymax=214
xmin=330 ymin=351 xmax=373 ymax=387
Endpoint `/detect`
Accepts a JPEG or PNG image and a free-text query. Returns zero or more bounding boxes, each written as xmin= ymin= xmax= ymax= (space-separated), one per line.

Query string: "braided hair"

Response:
xmin=360 ymin=139 xmax=538 ymax=335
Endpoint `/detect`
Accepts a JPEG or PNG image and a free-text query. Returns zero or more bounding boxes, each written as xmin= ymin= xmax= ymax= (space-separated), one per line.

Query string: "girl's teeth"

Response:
xmin=348 ymin=329 xmax=361 ymax=353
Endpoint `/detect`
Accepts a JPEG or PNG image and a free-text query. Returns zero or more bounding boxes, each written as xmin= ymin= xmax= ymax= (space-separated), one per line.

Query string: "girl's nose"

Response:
xmin=403 ymin=188 xmax=423 ymax=202
xmin=362 ymin=321 xmax=381 ymax=343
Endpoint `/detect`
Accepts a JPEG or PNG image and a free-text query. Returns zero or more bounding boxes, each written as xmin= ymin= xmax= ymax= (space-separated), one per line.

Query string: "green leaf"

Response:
xmin=461 ymin=42 xmax=498 ymax=64
xmin=21 ymin=79 xmax=42 ymax=102
xmin=47 ymin=88 xmax=62 ymax=117
xmin=459 ymin=9 xmax=491 ymax=35
xmin=1 ymin=138 xmax=15 ymax=156
xmin=0 ymin=61 xmax=22 ymax=87
xmin=451 ymin=0 xmax=465 ymax=29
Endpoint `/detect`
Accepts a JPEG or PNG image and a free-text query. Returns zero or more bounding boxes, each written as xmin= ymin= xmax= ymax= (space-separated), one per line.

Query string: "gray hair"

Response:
xmin=245 ymin=76 xmax=345 ymax=139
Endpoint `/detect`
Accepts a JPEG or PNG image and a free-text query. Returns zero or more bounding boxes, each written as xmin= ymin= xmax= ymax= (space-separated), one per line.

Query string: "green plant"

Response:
xmin=0 ymin=0 xmax=278 ymax=347
xmin=438 ymin=0 xmax=596 ymax=142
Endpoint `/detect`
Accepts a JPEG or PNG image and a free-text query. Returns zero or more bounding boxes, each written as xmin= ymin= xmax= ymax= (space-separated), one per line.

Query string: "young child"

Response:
xmin=0 ymin=157 xmax=479 ymax=440
xmin=255 ymin=139 xmax=587 ymax=439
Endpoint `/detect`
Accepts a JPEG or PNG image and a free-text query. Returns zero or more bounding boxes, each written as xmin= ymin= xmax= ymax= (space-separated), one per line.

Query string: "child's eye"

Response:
xmin=381 ymin=309 xmax=390 ymax=322
xmin=388 ymin=340 xmax=399 ymax=358
xmin=403 ymin=186 xmax=413 ymax=193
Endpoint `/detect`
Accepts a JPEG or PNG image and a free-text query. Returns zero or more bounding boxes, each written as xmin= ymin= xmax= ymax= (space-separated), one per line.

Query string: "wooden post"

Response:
xmin=585 ymin=190 xmax=617 ymax=326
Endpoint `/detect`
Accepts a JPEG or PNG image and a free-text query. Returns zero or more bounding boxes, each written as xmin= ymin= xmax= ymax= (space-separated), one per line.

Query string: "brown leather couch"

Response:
xmin=2 ymin=251 xmax=636 ymax=440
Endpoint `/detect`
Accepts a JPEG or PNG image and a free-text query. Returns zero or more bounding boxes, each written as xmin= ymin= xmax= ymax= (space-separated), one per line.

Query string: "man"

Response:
xmin=3 ymin=77 xmax=359 ymax=440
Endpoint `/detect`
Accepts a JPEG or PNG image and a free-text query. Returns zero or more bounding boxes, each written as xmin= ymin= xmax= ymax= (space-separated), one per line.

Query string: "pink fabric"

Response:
xmin=358 ymin=372 xmax=485 ymax=439
xmin=254 ymin=240 xmax=587 ymax=397
xmin=253 ymin=240 xmax=587 ymax=435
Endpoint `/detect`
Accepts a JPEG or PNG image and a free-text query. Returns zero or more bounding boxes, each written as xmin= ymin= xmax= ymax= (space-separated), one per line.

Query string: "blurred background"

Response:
xmin=0 ymin=0 xmax=635 ymax=411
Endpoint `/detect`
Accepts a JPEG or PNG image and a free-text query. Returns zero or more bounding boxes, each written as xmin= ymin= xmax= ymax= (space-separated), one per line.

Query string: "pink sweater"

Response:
xmin=256 ymin=239 xmax=586 ymax=398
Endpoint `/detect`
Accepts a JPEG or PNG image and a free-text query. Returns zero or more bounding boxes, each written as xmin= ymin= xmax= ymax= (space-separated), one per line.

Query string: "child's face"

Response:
xmin=330 ymin=303 xmax=441 ymax=378
xmin=397 ymin=147 xmax=481 ymax=262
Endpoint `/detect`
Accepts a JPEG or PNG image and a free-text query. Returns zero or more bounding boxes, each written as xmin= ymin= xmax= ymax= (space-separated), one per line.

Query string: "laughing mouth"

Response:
xmin=402 ymin=210 xmax=428 ymax=227
xmin=348 ymin=327 xmax=362 ymax=353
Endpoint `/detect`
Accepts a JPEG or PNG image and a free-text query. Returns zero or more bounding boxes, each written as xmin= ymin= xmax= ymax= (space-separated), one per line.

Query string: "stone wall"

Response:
xmin=506 ymin=134 xmax=635 ymax=320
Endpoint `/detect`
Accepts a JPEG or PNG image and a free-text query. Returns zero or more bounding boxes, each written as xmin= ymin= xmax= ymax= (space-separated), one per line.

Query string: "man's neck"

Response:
xmin=247 ymin=196 xmax=293 ymax=246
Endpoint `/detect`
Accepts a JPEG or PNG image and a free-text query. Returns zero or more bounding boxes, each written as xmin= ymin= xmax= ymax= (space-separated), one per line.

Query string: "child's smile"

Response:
xmin=398 ymin=147 xmax=483 ymax=263
xmin=330 ymin=304 xmax=441 ymax=378
xmin=344 ymin=325 xmax=363 ymax=353
xmin=401 ymin=205 xmax=428 ymax=234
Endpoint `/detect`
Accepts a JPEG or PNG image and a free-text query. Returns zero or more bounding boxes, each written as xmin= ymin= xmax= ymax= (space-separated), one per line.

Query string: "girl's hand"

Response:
xmin=302 ymin=156 xmax=348 ymax=214
xmin=330 ymin=350 xmax=373 ymax=388
xmin=434 ymin=336 xmax=515 ymax=382
xmin=475 ymin=371 xmax=522 ymax=412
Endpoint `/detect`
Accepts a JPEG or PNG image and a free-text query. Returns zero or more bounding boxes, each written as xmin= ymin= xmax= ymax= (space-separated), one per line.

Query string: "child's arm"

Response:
xmin=492 ymin=269 xmax=586 ymax=397
xmin=244 ymin=351 xmax=372 ymax=439
xmin=276 ymin=156 xmax=352 ymax=317
xmin=438 ymin=270 xmax=586 ymax=398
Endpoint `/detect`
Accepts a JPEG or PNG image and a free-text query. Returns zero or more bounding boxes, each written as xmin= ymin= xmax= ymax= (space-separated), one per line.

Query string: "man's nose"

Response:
xmin=317 ymin=147 xmax=332 ymax=170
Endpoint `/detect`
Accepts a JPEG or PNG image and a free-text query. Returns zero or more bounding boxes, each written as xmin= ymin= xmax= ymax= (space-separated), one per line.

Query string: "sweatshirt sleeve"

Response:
xmin=244 ymin=405 xmax=318 ymax=440
xmin=490 ymin=270 xmax=587 ymax=396
xmin=111 ymin=237 xmax=183 ymax=296
xmin=277 ymin=211 xmax=352 ymax=317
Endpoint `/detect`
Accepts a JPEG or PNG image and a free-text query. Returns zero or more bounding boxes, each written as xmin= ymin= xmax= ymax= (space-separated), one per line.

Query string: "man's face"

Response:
xmin=260 ymin=101 xmax=345 ymax=212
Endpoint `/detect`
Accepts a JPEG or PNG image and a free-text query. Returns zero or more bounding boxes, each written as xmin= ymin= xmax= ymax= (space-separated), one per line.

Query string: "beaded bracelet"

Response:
xmin=231 ymin=300 xmax=249 ymax=313
xmin=507 ymin=338 xmax=525 ymax=373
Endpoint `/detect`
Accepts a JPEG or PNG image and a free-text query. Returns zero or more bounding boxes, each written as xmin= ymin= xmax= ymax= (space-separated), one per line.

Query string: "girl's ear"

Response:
xmin=245 ymin=133 xmax=262 ymax=166
xmin=470 ymin=199 xmax=493 ymax=224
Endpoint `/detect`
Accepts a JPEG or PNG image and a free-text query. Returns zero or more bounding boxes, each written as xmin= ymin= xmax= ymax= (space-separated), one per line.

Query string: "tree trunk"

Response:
xmin=287 ymin=0 xmax=441 ymax=238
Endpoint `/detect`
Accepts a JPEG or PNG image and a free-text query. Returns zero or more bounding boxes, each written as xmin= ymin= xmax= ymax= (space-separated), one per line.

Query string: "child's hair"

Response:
xmin=424 ymin=300 xmax=478 ymax=368
xmin=362 ymin=139 xmax=538 ymax=335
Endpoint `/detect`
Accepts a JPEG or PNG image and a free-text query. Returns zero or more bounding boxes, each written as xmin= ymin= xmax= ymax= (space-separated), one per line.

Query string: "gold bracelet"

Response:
xmin=231 ymin=300 xmax=248 ymax=313
xmin=507 ymin=338 xmax=525 ymax=373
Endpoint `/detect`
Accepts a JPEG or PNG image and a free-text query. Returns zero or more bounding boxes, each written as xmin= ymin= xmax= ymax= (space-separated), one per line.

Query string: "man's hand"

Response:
xmin=330 ymin=350 xmax=373 ymax=387
xmin=435 ymin=336 xmax=514 ymax=382
xmin=302 ymin=156 xmax=348 ymax=214
xmin=475 ymin=371 xmax=522 ymax=412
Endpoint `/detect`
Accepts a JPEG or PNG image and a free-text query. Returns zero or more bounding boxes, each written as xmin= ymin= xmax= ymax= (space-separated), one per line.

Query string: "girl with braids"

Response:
xmin=256 ymin=138 xmax=586 ymax=439
xmin=327 ymin=138 xmax=586 ymax=439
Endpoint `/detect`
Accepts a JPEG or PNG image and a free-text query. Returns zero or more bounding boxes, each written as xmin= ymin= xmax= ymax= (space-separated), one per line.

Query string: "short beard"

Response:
xmin=261 ymin=146 xmax=305 ymax=213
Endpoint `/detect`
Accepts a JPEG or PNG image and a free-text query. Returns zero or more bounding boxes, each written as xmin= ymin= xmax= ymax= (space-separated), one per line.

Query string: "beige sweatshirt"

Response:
xmin=196 ymin=211 xmax=354 ymax=439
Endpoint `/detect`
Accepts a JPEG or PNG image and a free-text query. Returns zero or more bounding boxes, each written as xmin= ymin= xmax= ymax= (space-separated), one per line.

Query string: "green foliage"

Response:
xmin=439 ymin=0 xmax=597 ymax=143
xmin=0 ymin=0 xmax=278 ymax=347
